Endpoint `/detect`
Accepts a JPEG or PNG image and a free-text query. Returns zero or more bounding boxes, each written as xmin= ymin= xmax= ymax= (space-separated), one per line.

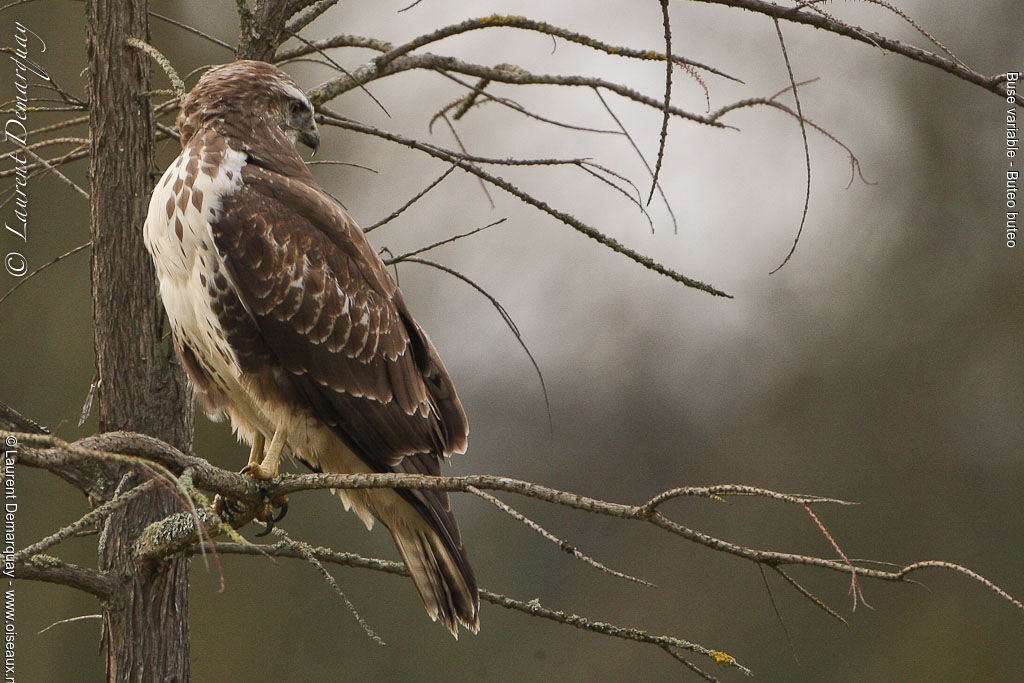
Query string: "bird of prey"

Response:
xmin=143 ymin=60 xmax=478 ymax=636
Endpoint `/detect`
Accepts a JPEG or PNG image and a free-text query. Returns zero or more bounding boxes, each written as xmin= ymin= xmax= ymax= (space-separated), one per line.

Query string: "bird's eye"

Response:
xmin=289 ymin=99 xmax=304 ymax=116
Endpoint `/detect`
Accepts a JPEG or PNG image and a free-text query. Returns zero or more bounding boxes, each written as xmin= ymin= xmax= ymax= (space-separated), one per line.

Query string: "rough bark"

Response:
xmin=85 ymin=0 xmax=196 ymax=679
xmin=236 ymin=0 xmax=296 ymax=61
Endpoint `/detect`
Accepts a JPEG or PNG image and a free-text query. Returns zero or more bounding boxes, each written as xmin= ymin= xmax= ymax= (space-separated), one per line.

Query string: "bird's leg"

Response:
xmin=214 ymin=431 xmax=289 ymax=527
xmin=246 ymin=432 xmax=266 ymax=472
xmin=240 ymin=426 xmax=289 ymax=535
xmin=244 ymin=426 xmax=286 ymax=480
xmin=214 ymin=432 xmax=267 ymax=519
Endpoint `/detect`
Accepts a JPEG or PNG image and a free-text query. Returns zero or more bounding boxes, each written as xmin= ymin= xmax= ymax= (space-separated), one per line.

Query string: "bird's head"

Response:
xmin=281 ymin=90 xmax=320 ymax=153
xmin=177 ymin=60 xmax=320 ymax=154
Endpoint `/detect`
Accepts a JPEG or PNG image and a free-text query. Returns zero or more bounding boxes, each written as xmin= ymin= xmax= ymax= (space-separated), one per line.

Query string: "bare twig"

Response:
xmin=803 ymin=503 xmax=870 ymax=611
xmin=758 ymin=564 xmax=801 ymax=664
xmin=896 ymin=561 xmax=1024 ymax=613
xmin=434 ymin=113 xmax=494 ymax=207
xmin=285 ymin=0 xmax=340 ymax=35
xmin=663 ymin=648 xmax=720 ymax=681
xmin=396 ymin=257 xmax=552 ymax=432
xmin=14 ymin=480 xmax=156 ymax=563
xmin=9 ymin=429 xmax=1021 ymax=621
xmin=307 ymin=54 xmax=722 ymax=129
xmin=385 ymin=218 xmax=507 ymax=263
xmin=3 ymin=140 xmax=88 ymax=199
xmin=465 ymin=484 xmax=654 ymax=587
xmin=767 ymin=19 xmax=811 ymax=274
xmin=593 ymin=89 xmax=679 ymax=234
xmin=149 ymin=11 xmax=235 ymax=54
xmin=282 ymin=16 xmax=739 ymax=83
xmin=795 ymin=0 xmax=967 ymax=68
xmin=708 ymin=94 xmax=871 ymax=189
xmin=275 ymin=33 xmax=392 ymax=62
xmin=197 ymin=541 xmax=750 ymax=674
xmin=363 ymin=164 xmax=457 ymax=233
xmin=318 ymin=113 xmax=731 ymax=297
xmin=269 ymin=527 xmax=385 ymax=645
xmin=126 ymin=37 xmax=185 ymax=101
xmin=0 ymin=241 xmax=89 ymax=309
xmin=648 ymin=0 xmax=673 ymax=205
xmin=686 ymin=0 xmax=1007 ymax=97
xmin=432 ymin=70 xmax=621 ymax=136
xmin=38 ymin=614 xmax=102 ymax=634
xmin=772 ymin=566 xmax=848 ymax=625
xmin=14 ymin=555 xmax=114 ymax=600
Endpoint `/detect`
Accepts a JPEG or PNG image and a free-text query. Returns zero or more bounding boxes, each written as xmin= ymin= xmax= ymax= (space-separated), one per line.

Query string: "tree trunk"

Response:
xmin=85 ymin=0 xmax=195 ymax=679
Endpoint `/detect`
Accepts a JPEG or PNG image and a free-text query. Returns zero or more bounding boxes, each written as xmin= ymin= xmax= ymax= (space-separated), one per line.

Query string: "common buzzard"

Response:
xmin=143 ymin=60 xmax=478 ymax=636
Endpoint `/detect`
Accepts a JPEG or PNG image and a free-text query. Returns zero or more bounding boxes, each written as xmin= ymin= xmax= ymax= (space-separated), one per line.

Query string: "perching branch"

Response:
xmin=10 ymin=422 xmax=1022 ymax=677
xmin=9 ymin=428 xmax=1023 ymax=618
xmin=8 ymin=4 xmax=1018 ymax=678
xmin=8 ymin=424 xmax=752 ymax=675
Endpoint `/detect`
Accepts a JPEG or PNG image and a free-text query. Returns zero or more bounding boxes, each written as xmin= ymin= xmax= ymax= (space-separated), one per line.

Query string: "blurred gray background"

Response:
xmin=4 ymin=1 xmax=1022 ymax=680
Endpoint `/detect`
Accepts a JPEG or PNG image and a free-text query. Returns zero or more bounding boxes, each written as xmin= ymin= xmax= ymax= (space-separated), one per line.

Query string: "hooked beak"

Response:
xmin=298 ymin=124 xmax=320 ymax=155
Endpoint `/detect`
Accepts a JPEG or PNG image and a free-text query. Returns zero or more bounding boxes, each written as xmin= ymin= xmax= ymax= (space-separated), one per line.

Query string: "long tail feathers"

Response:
xmin=331 ymin=479 xmax=479 ymax=636
xmin=390 ymin=522 xmax=479 ymax=638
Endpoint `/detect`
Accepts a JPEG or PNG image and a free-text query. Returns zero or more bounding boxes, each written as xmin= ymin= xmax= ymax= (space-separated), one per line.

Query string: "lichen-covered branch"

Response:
xmin=316 ymin=113 xmax=731 ymax=297
xmin=14 ymin=555 xmax=115 ymax=601
xmin=195 ymin=541 xmax=751 ymax=676
xmin=281 ymin=9 xmax=1004 ymax=99
xmin=306 ymin=52 xmax=721 ymax=128
xmin=686 ymin=0 xmax=1009 ymax=98
xmin=8 ymin=427 xmax=1022 ymax=620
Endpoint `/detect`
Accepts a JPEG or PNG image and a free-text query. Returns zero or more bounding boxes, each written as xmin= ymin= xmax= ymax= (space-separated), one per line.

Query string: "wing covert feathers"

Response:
xmin=205 ymin=145 xmax=478 ymax=634
xmin=151 ymin=61 xmax=480 ymax=634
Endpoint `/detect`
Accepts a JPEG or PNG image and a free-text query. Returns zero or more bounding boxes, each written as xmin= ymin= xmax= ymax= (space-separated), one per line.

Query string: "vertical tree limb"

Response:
xmin=84 ymin=0 xmax=195 ymax=678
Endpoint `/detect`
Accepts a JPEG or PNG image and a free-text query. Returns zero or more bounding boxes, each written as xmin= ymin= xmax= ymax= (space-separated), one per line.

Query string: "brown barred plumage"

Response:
xmin=143 ymin=60 xmax=477 ymax=636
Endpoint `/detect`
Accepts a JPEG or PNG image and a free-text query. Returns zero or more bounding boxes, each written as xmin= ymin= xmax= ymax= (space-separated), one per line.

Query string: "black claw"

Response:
xmin=228 ymin=464 xmax=287 ymax=536
xmin=213 ymin=494 xmax=240 ymax=521
xmin=270 ymin=500 xmax=288 ymax=523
